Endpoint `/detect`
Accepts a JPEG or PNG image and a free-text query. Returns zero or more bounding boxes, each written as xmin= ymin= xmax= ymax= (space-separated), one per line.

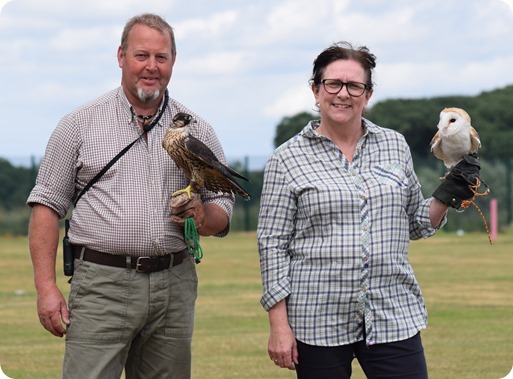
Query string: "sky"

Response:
xmin=1 ymin=0 xmax=513 ymax=168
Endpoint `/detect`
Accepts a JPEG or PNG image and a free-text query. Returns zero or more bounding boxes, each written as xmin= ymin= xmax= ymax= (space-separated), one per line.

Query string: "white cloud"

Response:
xmin=178 ymin=51 xmax=247 ymax=76
xmin=374 ymin=52 xmax=513 ymax=102
xmin=1 ymin=0 xmax=513 ymax=160
xmin=0 ymin=0 xmax=14 ymax=15
xmin=174 ymin=10 xmax=239 ymax=39
xmin=50 ymin=26 xmax=121 ymax=52
xmin=264 ymin=83 xmax=313 ymax=117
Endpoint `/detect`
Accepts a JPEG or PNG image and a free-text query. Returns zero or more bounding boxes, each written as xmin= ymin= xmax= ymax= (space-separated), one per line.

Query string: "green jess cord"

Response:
xmin=184 ymin=217 xmax=203 ymax=263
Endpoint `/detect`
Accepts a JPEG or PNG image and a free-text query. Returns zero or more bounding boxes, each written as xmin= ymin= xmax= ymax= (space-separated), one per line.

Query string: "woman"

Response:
xmin=257 ymin=42 xmax=479 ymax=378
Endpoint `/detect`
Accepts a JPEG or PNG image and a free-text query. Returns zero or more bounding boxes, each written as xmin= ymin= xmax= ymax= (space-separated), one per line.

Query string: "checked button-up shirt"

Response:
xmin=258 ymin=119 xmax=445 ymax=346
xmin=28 ymin=87 xmax=234 ymax=256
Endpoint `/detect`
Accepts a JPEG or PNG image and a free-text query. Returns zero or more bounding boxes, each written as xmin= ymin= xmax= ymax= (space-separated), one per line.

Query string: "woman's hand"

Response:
xmin=267 ymin=300 xmax=298 ymax=370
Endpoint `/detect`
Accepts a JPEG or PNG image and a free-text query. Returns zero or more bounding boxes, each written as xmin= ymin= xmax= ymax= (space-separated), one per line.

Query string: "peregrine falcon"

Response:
xmin=162 ymin=112 xmax=251 ymax=200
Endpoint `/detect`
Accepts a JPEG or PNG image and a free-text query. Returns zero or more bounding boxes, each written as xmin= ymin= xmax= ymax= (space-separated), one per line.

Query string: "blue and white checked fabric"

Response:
xmin=258 ymin=119 xmax=445 ymax=346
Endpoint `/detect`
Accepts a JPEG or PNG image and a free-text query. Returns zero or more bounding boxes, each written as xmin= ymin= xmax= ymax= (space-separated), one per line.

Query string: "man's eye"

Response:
xmin=135 ymin=54 xmax=148 ymax=60
xmin=156 ymin=56 xmax=168 ymax=63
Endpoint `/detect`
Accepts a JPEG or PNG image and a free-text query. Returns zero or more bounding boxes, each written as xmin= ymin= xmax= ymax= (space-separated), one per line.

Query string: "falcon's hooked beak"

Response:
xmin=171 ymin=112 xmax=196 ymax=128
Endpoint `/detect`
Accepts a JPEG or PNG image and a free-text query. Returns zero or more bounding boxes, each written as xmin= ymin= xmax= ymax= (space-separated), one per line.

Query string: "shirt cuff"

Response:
xmin=414 ymin=198 xmax=447 ymax=239
xmin=260 ymin=276 xmax=291 ymax=311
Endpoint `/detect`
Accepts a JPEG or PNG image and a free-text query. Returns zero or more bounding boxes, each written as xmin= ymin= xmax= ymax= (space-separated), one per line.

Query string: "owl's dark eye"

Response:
xmin=449 ymin=118 xmax=456 ymax=123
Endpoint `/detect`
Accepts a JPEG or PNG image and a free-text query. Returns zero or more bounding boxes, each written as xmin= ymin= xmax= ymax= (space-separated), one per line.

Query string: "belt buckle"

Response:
xmin=136 ymin=256 xmax=152 ymax=273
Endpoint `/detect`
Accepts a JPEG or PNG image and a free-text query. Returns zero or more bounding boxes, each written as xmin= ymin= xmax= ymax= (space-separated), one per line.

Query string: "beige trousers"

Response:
xmin=62 ymin=255 xmax=198 ymax=379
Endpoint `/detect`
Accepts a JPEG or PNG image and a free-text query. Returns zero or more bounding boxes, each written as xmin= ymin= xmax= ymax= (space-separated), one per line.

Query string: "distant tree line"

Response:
xmin=0 ymin=158 xmax=37 ymax=235
xmin=274 ymin=85 xmax=513 ymax=161
xmin=1 ymin=85 xmax=512 ymax=234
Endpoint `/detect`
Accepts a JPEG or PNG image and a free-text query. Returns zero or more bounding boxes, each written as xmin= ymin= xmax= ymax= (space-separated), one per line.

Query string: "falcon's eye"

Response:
xmin=449 ymin=118 xmax=456 ymax=123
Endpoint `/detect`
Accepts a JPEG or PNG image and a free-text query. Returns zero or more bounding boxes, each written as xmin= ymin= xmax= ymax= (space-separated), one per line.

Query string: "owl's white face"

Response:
xmin=437 ymin=108 xmax=471 ymax=137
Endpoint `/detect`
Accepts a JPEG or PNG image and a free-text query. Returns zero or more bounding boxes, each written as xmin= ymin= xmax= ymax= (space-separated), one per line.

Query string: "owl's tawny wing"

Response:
xmin=430 ymin=131 xmax=446 ymax=161
xmin=469 ymin=126 xmax=481 ymax=154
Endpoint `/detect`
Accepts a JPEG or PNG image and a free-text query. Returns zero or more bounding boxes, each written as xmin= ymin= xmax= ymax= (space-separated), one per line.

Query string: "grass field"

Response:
xmin=1 ymin=231 xmax=512 ymax=379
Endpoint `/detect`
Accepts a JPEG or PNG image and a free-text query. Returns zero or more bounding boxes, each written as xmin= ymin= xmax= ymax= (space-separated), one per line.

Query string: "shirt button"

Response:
xmin=360 ymin=194 xmax=367 ymax=200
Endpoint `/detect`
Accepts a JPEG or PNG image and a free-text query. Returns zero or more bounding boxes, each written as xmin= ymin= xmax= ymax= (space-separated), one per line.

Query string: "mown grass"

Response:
xmin=0 ymin=231 xmax=512 ymax=378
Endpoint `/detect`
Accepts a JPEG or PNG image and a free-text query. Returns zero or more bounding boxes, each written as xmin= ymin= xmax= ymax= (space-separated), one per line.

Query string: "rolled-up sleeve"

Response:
xmin=27 ymin=113 xmax=79 ymax=218
xmin=411 ymin=197 xmax=447 ymax=239
xmin=404 ymin=149 xmax=447 ymax=239
xmin=257 ymin=154 xmax=296 ymax=311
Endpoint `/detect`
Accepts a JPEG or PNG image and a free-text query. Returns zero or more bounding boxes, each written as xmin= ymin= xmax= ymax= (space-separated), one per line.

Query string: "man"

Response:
xmin=27 ymin=13 xmax=234 ymax=379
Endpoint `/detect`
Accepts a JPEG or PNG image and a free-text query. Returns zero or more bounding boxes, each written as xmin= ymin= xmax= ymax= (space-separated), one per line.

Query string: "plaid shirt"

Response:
xmin=257 ymin=119 xmax=445 ymax=346
xmin=28 ymin=87 xmax=234 ymax=256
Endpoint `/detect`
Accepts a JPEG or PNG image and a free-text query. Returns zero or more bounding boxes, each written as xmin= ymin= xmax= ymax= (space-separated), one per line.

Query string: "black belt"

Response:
xmin=73 ymin=246 xmax=189 ymax=273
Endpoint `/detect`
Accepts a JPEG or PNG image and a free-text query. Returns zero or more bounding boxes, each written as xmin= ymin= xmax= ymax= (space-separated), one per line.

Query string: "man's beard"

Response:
xmin=137 ymin=88 xmax=160 ymax=103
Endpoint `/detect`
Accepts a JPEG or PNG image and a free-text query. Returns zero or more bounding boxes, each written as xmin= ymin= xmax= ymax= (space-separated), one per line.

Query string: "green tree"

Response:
xmin=365 ymin=96 xmax=476 ymax=158
xmin=273 ymin=111 xmax=317 ymax=148
xmin=366 ymin=85 xmax=513 ymax=160
xmin=0 ymin=158 xmax=35 ymax=210
xmin=471 ymin=85 xmax=513 ymax=159
xmin=0 ymin=158 xmax=36 ymax=235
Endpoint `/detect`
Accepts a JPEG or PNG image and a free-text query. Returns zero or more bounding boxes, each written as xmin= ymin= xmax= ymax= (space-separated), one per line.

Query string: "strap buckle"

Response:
xmin=135 ymin=256 xmax=154 ymax=273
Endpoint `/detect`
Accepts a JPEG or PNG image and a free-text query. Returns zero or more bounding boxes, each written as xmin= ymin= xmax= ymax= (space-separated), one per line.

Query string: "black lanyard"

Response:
xmin=73 ymin=90 xmax=169 ymax=207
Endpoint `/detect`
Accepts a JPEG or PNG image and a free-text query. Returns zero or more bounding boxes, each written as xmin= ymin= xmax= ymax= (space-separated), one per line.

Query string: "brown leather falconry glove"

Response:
xmin=169 ymin=192 xmax=206 ymax=231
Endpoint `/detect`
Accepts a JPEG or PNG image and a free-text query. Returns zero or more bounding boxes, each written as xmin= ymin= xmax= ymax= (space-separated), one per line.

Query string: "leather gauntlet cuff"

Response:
xmin=432 ymin=186 xmax=465 ymax=209
xmin=432 ymin=154 xmax=481 ymax=210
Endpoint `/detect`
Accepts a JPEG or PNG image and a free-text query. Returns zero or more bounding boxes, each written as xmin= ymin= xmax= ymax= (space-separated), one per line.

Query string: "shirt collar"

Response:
xmin=116 ymin=87 xmax=134 ymax=122
xmin=117 ymin=87 xmax=168 ymax=125
xmin=362 ymin=118 xmax=382 ymax=135
xmin=300 ymin=117 xmax=382 ymax=139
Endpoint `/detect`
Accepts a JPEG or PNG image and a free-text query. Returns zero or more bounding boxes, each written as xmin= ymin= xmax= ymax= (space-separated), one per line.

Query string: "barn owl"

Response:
xmin=430 ymin=107 xmax=481 ymax=169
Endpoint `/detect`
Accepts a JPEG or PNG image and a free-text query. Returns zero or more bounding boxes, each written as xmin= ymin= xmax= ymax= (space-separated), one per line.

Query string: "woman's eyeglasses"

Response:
xmin=320 ymin=79 xmax=368 ymax=97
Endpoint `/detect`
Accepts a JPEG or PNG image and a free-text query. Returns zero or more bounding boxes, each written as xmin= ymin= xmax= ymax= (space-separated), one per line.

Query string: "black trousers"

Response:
xmin=295 ymin=333 xmax=428 ymax=379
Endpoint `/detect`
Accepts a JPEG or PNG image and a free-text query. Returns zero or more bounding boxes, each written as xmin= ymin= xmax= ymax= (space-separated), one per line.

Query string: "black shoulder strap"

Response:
xmin=73 ymin=91 xmax=169 ymax=207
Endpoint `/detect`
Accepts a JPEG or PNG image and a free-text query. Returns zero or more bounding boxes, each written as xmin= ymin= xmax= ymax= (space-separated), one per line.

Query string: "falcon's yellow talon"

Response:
xmin=172 ymin=185 xmax=193 ymax=199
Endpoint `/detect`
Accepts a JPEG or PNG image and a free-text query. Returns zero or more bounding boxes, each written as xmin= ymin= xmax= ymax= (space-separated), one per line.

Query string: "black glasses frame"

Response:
xmin=320 ymin=79 xmax=368 ymax=97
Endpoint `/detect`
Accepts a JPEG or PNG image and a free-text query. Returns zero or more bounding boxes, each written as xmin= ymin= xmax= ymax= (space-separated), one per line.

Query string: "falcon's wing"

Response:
xmin=469 ymin=126 xmax=481 ymax=153
xmin=430 ymin=131 xmax=446 ymax=161
xmin=202 ymin=165 xmax=251 ymax=199
xmin=185 ymin=135 xmax=251 ymax=199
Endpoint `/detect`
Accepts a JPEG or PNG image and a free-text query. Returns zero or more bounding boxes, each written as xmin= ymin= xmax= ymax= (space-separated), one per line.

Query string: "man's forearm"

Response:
xmin=199 ymin=203 xmax=229 ymax=236
xmin=28 ymin=204 xmax=60 ymax=291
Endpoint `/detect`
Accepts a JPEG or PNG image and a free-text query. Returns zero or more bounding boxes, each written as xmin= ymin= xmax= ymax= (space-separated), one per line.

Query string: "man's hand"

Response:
xmin=169 ymin=192 xmax=206 ymax=232
xmin=37 ymin=284 xmax=69 ymax=337
xmin=432 ymin=153 xmax=481 ymax=209
xmin=28 ymin=204 xmax=67 ymax=337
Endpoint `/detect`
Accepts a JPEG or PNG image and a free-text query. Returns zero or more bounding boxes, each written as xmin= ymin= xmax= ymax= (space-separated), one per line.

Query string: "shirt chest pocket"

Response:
xmin=366 ymin=163 xmax=409 ymax=206
xmin=372 ymin=163 xmax=409 ymax=188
